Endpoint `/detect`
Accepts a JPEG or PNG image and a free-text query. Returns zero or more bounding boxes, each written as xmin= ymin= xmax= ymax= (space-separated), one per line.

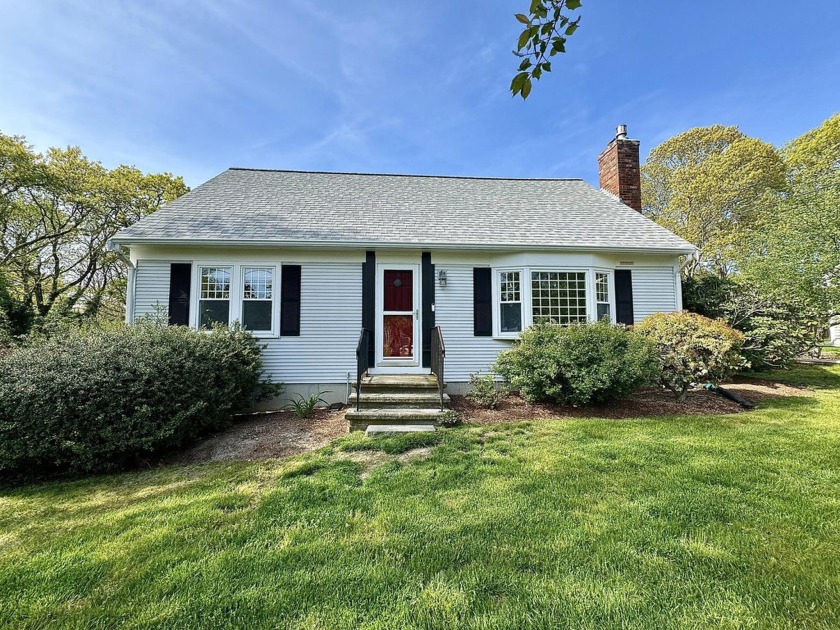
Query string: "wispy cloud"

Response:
xmin=1 ymin=1 xmax=837 ymax=187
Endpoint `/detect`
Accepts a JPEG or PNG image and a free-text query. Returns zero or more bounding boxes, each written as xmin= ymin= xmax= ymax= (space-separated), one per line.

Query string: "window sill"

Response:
xmin=251 ymin=332 xmax=280 ymax=339
xmin=493 ymin=334 xmax=520 ymax=341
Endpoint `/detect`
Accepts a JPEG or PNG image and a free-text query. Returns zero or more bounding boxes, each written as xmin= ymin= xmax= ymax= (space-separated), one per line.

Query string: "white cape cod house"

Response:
xmin=110 ymin=127 xmax=696 ymax=421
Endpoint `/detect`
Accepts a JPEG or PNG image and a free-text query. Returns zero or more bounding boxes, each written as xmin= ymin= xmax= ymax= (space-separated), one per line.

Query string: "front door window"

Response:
xmin=382 ymin=270 xmax=414 ymax=359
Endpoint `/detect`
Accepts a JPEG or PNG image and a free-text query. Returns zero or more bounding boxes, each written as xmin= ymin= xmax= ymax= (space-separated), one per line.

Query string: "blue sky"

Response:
xmin=2 ymin=1 xmax=838 ymax=187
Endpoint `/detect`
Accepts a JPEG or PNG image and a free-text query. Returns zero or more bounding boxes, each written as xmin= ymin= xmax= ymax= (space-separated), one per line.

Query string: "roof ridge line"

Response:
xmin=226 ymin=167 xmax=584 ymax=182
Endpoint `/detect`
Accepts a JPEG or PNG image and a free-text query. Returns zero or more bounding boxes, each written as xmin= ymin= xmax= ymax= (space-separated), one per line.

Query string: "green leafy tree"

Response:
xmin=683 ymin=271 xmax=824 ymax=369
xmin=738 ymin=114 xmax=840 ymax=314
xmin=511 ymin=0 xmax=582 ymax=99
xmin=0 ymin=132 xmax=188 ymax=328
xmin=641 ymin=125 xmax=786 ymax=277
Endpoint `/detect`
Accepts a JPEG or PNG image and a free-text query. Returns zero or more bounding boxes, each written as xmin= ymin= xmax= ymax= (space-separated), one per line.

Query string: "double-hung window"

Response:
xmin=530 ymin=270 xmax=587 ymax=325
xmin=499 ymin=271 xmax=523 ymax=333
xmin=595 ymin=272 xmax=611 ymax=322
xmin=241 ymin=267 xmax=274 ymax=333
xmin=198 ymin=266 xmax=232 ymax=328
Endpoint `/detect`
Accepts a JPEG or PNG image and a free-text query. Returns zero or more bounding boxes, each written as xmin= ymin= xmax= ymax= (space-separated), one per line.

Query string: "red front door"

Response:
xmin=382 ymin=269 xmax=414 ymax=360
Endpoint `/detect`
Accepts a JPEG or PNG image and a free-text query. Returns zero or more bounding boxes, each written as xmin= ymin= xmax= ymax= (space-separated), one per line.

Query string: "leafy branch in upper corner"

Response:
xmin=511 ymin=0 xmax=582 ymax=99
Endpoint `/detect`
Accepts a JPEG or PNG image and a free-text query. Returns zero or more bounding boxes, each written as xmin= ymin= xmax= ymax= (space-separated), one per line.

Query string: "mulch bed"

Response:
xmin=164 ymin=377 xmax=811 ymax=464
xmin=450 ymin=376 xmax=809 ymax=424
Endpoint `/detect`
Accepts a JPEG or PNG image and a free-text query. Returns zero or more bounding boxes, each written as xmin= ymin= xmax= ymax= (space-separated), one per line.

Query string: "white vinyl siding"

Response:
xmin=127 ymin=251 xmax=682 ymax=388
xmin=630 ymin=266 xmax=679 ymax=322
xmin=132 ymin=260 xmax=170 ymax=321
xmin=259 ymin=263 xmax=362 ymax=383
xmin=435 ymin=266 xmax=513 ymax=382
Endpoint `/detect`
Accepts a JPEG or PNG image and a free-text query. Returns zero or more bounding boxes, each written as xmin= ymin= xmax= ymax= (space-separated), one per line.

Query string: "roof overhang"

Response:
xmin=108 ymin=236 xmax=698 ymax=256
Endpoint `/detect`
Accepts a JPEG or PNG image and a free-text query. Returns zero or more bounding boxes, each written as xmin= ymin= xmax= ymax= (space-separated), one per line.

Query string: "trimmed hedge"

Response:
xmin=493 ymin=320 xmax=660 ymax=406
xmin=0 ymin=322 xmax=279 ymax=476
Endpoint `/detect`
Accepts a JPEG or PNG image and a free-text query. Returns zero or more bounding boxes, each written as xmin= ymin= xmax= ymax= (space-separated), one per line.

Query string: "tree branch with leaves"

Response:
xmin=511 ymin=0 xmax=582 ymax=99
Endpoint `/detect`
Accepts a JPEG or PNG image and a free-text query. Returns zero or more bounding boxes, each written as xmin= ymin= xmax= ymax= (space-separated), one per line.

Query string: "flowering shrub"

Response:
xmin=635 ymin=311 xmax=746 ymax=400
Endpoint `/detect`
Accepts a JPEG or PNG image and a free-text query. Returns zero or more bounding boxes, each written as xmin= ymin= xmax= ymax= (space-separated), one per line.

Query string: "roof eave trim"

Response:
xmin=109 ymin=237 xmax=697 ymax=256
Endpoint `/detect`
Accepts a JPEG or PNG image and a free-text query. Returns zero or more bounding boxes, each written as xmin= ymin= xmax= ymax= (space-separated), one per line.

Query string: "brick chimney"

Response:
xmin=597 ymin=124 xmax=642 ymax=212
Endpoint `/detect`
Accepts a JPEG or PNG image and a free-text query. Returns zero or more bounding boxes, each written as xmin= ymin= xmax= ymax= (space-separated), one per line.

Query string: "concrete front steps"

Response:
xmin=346 ymin=374 xmax=450 ymax=431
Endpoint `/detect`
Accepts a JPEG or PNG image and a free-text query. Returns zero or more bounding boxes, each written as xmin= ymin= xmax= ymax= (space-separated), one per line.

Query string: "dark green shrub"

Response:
xmin=0 ymin=270 xmax=32 ymax=339
xmin=465 ymin=373 xmax=509 ymax=409
xmin=683 ymin=272 xmax=824 ymax=369
xmin=635 ymin=311 xmax=746 ymax=400
xmin=0 ymin=321 xmax=280 ymax=476
xmin=493 ymin=321 xmax=660 ymax=406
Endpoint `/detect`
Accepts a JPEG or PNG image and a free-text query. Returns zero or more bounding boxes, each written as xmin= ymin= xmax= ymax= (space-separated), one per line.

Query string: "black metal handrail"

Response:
xmin=355 ymin=328 xmax=371 ymax=411
xmin=430 ymin=326 xmax=446 ymax=410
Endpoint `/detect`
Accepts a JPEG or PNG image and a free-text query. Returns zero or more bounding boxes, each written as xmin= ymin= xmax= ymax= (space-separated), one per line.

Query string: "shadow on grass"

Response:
xmin=743 ymin=364 xmax=840 ymax=390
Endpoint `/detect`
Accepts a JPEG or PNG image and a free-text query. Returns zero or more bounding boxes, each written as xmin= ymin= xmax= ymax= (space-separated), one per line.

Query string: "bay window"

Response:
xmin=494 ymin=268 xmax=615 ymax=336
xmin=531 ymin=271 xmax=587 ymax=325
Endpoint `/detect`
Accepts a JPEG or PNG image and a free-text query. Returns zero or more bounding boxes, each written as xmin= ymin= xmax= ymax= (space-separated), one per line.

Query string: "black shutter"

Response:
xmin=615 ymin=270 xmax=635 ymax=325
xmin=168 ymin=263 xmax=191 ymax=326
xmin=473 ymin=267 xmax=492 ymax=336
xmin=280 ymin=265 xmax=301 ymax=336
xmin=421 ymin=252 xmax=434 ymax=368
xmin=362 ymin=251 xmax=375 ymax=365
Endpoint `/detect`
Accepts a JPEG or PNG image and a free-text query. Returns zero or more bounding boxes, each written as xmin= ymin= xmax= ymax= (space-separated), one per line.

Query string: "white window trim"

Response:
xmin=494 ymin=268 xmax=524 ymax=339
xmin=593 ymin=269 xmax=616 ymax=323
xmin=240 ymin=265 xmax=279 ymax=337
xmin=493 ymin=267 xmax=620 ymax=338
xmin=190 ymin=262 xmax=280 ymax=338
xmin=195 ymin=264 xmax=233 ymax=330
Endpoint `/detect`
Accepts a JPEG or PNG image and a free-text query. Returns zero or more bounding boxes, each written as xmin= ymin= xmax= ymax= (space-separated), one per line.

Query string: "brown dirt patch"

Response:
xmin=167 ymin=409 xmax=348 ymax=465
xmin=451 ymin=377 xmax=810 ymax=424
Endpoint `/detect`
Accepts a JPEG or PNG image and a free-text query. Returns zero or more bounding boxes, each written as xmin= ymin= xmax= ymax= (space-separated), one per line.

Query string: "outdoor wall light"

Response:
xmin=438 ymin=270 xmax=447 ymax=287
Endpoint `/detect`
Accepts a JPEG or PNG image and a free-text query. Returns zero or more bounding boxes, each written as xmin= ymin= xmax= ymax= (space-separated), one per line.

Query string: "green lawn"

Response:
xmin=819 ymin=345 xmax=840 ymax=358
xmin=2 ymin=367 xmax=839 ymax=629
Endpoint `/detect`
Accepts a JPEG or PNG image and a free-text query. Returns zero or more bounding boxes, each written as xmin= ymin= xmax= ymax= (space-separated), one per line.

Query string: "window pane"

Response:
xmin=596 ymin=273 xmax=609 ymax=303
xmin=501 ymin=302 xmax=522 ymax=332
xmin=201 ymin=267 xmax=231 ymax=299
xmin=383 ymin=314 xmax=413 ymax=358
xmin=243 ymin=268 xmax=273 ymax=300
xmin=597 ymin=303 xmax=611 ymax=322
xmin=199 ymin=300 xmax=229 ymax=328
xmin=499 ymin=271 xmax=520 ymax=302
xmin=531 ymin=271 xmax=587 ymax=325
xmin=243 ymin=301 xmax=272 ymax=331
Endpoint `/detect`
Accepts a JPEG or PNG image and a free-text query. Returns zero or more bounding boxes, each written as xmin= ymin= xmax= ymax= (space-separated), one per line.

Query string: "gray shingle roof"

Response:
xmin=113 ymin=169 xmax=696 ymax=253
